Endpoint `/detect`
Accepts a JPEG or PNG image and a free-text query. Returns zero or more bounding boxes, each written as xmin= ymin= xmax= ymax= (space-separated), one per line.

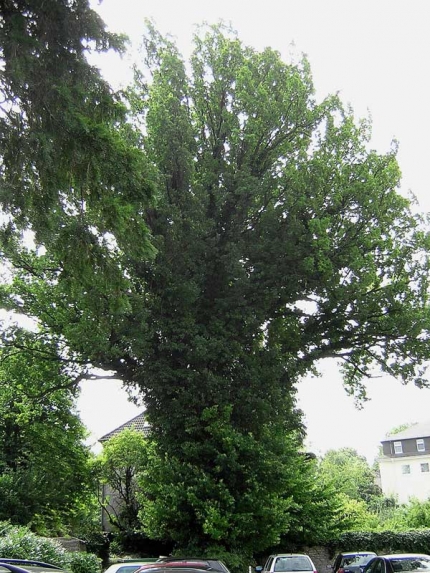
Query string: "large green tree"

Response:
xmin=0 ymin=332 xmax=92 ymax=531
xmin=1 ymin=10 xmax=430 ymax=565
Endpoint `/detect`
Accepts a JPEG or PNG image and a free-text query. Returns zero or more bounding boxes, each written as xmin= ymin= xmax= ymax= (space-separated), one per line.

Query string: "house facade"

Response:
xmin=379 ymin=422 xmax=430 ymax=503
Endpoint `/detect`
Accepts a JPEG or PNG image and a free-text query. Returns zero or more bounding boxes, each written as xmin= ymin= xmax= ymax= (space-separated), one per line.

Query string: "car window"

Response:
xmin=367 ymin=559 xmax=384 ymax=573
xmin=116 ymin=567 xmax=145 ymax=573
xmin=390 ymin=559 xmax=430 ymax=572
xmin=265 ymin=559 xmax=274 ymax=572
xmin=274 ymin=557 xmax=312 ymax=572
xmin=342 ymin=559 xmax=359 ymax=567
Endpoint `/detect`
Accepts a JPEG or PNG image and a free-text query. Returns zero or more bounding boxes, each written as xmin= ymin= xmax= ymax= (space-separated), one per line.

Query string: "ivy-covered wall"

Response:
xmin=327 ymin=530 xmax=430 ymax=557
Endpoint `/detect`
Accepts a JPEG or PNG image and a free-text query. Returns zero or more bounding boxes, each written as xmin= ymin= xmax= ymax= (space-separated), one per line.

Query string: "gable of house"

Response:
xmin=99 ymin=412 xmax=150 ymax=443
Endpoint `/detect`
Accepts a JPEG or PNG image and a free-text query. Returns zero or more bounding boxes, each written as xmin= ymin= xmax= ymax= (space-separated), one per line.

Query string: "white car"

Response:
xmin=257 ymin=554 xmax=317 ymax=573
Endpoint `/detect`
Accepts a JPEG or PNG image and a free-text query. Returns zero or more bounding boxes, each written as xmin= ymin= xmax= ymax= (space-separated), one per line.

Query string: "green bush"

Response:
xmin=0 ymin=524 xmax=101 ymax=573
xmin=0 ymin=525 xmax=68 ymax=566
xmin=67 ymin=552 xmax=102 ymax=573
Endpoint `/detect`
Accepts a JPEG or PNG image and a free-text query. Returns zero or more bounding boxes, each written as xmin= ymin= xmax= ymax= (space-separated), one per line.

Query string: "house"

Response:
xmin=378 ymin=421 xmax=430 ymax=503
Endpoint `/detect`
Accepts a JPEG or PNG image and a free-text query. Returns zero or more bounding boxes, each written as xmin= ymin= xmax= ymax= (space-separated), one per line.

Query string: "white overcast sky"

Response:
xmin=79 ymin=0 xmax=430 ymax=462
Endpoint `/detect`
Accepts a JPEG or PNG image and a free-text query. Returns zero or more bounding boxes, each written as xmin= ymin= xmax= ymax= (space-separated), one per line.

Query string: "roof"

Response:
xmin=99 ymin=412 xmax=150 ymax=442
xmin=382 ymin=422 xmax=430 ymax=442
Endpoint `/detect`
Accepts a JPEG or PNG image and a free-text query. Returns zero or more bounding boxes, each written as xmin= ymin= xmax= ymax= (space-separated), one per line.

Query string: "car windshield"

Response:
xmin=342 ymin=557 xmax=372 ymax=567
xmin=353 ymin=557 xmax=374 ymax=566
xmin=390 ymin=558 xmax=430 ymax=572
xmin=274 ymin=558 xmax=312 ymax=572
xmin=115 ymin=567 xmax=144 ymax=573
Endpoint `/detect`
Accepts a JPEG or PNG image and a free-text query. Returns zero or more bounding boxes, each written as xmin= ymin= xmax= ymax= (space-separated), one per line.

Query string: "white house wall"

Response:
xmin=379 ymin=453 xmax=430 ymax=504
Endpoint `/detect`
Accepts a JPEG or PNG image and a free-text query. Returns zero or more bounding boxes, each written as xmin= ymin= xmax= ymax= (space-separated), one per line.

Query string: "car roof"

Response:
xmin=0 ymin=561 xmax=65 ymax=573
xmin=157 ymin=560 xmax=225 ymax=566
xmin=0 ymin=561 xmax=53 ymax=573
xmin=138 ymin=564 xmax=211 ymax=572
xmin=137 ymin=569 xmax=211 ymax=573
xmin=271 ymin=556 xmax=312 ymax=558
xmin=0 ymin=562 xmax=61 ymax=570
xmin=341 ymin=554 xmax=376 ymax=557
xmin=105 ymin=565 xmax=153 ymax=573
xmin=378 ymin=555 xmax=430 ymax=559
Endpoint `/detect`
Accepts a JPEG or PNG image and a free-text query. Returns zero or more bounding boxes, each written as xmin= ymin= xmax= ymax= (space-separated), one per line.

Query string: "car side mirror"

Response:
xmin=255 ymin=567 xmax=263 ymax=572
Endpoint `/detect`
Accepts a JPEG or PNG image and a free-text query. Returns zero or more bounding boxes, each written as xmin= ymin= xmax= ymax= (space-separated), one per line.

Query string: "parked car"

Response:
xmin=0 ymin=564 xmax=34 ymax=573
xmin=0 ymin=561 xmax=66 ymax=573
xmin=155 ymin=559 xmax=230 ymax=573
xmin=104 ymin=561 xmax=158 ymax=573
xmin=363 ymin=554 xmax=430 ymax=573
xmin=134 ymin=566 xmax=215 ymax=573
xmin=136 ymin=559 xmax=231 ymax=573
xmin=256 ymin=554 xmax=317 ymax=573
xmin=330 ymin=553 xmax=377 ymax=573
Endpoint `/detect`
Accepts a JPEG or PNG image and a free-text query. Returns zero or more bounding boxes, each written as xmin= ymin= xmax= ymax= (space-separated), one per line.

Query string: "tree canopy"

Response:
xmin=0 ymin=333 xmax=92 ymax=530
xmin=318 ymin=448 xmax=382 ymax=504
xmin=1 ymin=5 xmax=430 ymax=563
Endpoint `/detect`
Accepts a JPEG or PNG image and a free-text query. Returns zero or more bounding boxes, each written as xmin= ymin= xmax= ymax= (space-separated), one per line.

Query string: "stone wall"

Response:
xmin=304 ymin=546 xmax=332 ymax=572
xmin=54 ymin=537 xmax=87 ymax=552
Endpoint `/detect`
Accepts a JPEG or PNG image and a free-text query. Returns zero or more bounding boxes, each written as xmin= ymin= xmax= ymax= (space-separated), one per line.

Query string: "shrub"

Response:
xmin=0 ymin=524 xmax=101 ymax=573
xmin=327 ymin=529 xmax=430 ymax=556
xmin=67 ymin=552 xmax=102 ymax=573
xmin=0 ymin=526 xmax=67 ymax=566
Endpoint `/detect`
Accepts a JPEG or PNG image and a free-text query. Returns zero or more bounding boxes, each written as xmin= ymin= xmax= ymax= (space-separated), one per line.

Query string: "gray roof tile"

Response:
xmin=382 ymin=421 xmax=430 ymax=442
xmin=99 ymin=412 xmax=150 ymax=442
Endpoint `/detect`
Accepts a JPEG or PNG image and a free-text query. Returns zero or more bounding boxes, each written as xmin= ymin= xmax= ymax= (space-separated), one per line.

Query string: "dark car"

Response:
xmin=0 ymin=561 xmax=66 ymax=573
xmin=330 ymin=554 xmax=377 ymax=573
xmin=363 ymin=554 xmax=430 ymax=573
xmin=0 ymin=563 xmax=65 ymax=573
xmin=0 ymin=564 xmax=32 ymax=573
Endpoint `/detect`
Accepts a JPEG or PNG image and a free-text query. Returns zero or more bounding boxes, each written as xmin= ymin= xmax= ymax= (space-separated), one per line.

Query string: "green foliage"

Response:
xmin=328 ymin=528 xmax=430 ymax=556
xmin=67 ymin=552 xmax=102 ymax=573
xmin=138 ymin=406 xmax=306 ymax=563
xmin=318 ymin=448 xmax=382 ymax=504
xmin=0 ymin=525 xmax=68 ymax=566
xmin=0 ymin=0 xmax=155 ymax=371
xmin=0 ymin=336 xmax=94 ymax=532
xmin=2 ymin=9 xmax=430 ymax=563
xmin=402 ymin=498 xmax=430 ymax=529
xmin=94 ymin=428 xmax=150 ymax=531
xmin=0 ymin=523 xmax=102 ymax=573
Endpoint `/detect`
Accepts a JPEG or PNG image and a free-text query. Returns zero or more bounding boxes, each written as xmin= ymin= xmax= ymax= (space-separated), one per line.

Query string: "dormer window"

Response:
xmin=417 ymin=439 xmax=425 ymax=452
xmin=394 ymin=441 xmax=403 ymax=454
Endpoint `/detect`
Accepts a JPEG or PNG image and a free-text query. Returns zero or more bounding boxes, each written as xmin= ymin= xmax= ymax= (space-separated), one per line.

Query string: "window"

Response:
xmin=417 ymin=439 xmax=425 ymax=452
xmin=402 ymin=464 xmax=411 ymax=474
xmin=394 ymin=441 xmax=403 ymax=454
xmin=421 ymin=463 xmax=429 ymax=473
